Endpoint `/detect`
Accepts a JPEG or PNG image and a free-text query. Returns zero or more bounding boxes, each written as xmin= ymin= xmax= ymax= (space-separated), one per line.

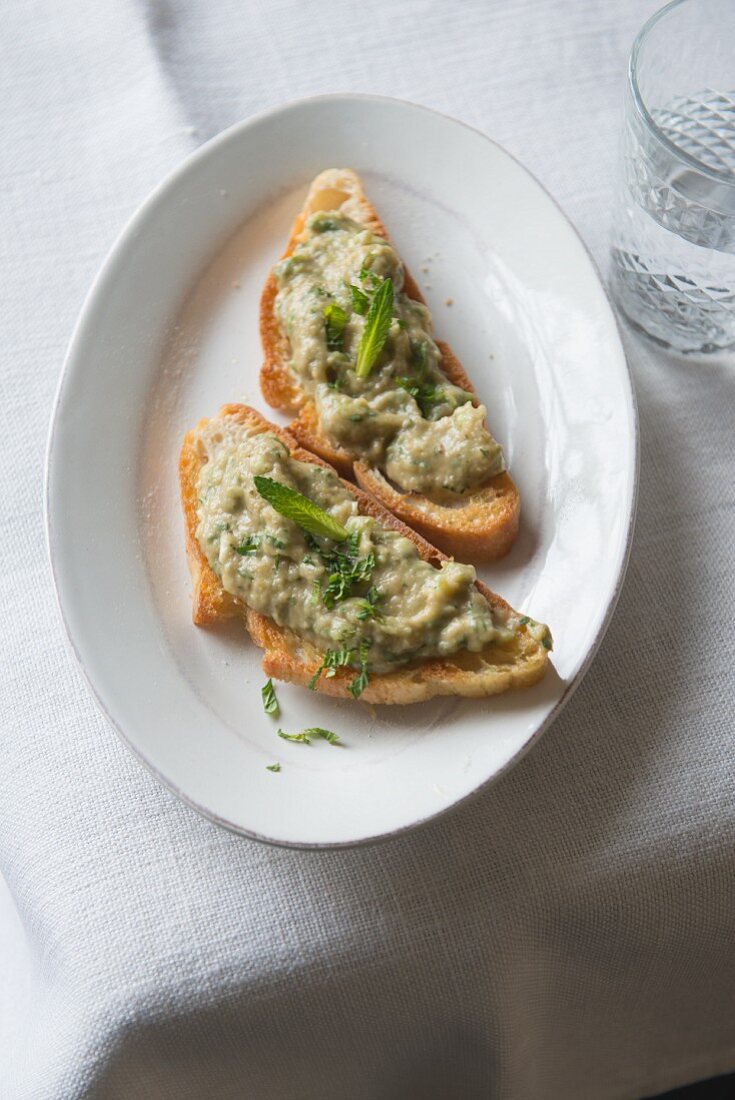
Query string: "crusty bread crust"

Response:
xmin=179 ymin=404 xmax=548 ymax=704
xmin=259 ymin=168 xmax=520 ymax=560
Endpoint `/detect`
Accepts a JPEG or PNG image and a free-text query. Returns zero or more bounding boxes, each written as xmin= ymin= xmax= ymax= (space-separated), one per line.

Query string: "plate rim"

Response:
xmin=44 ymin=92 xmax=639 ymax=848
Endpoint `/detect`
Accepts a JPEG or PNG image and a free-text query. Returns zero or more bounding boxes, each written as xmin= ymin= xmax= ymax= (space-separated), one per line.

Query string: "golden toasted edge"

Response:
xmin=249 ymin=613 xmax=548 ymax=704
xmin=179 ymin=403 xmax=548 ymax=702
xmin=180 ymin=422 xmax=237 ymax=626
xmin=258 ymin=168 xmax=520 ymax=560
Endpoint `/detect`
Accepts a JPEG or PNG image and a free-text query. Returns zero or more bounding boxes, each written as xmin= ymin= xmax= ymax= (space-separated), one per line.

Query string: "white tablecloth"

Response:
xmin=2 ymin=1 xmax=734 ymax=1097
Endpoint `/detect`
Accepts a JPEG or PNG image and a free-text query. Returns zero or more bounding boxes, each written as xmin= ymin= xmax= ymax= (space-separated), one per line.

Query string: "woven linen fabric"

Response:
xmin=2 ymin=1 xmax=734 ymax=1097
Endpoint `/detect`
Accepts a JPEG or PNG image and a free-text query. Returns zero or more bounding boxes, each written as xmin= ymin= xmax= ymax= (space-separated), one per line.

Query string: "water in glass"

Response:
xmin=611 ymin=88 xmax=735 ymax=353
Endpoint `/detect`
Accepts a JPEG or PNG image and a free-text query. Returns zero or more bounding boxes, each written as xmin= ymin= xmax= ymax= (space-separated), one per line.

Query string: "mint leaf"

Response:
xmin=323 ymin=302 xmax=348 ymax=351
xmin=308 ymin=646 xmax=353 ymax=691
xmin=355 ymin=277 xmax=393 ymax=379
xmin=276 ymin=727 xmax=342 ymax=746
xmin=348 ymin=638 xmax=371 ymax=699
xmin=308 ymin=641 xmax=371 ymax=698
xmin=277 ymin=729 xmax=312 ymax=744
xmin=261 ymin=678 xmax=279 ymax=717
xmin=323 ymin=550 xmax=375 ymax=609
xmin=356 ymin=586 xmax=381 ymax=621
xmin=254 ymin=477 xmax=349 ymax=542
xmin=303 ymin=727 xmax=342 ymax=746
xmin=305 ymin=529 xmax=375 ymax=609
xmin=359 ymin=266 xmax=381 ymax=288
xmin=350 ymin=285 xmax=370 ymax=315
xmin=396 ymin=375 xmax=441 ymax=418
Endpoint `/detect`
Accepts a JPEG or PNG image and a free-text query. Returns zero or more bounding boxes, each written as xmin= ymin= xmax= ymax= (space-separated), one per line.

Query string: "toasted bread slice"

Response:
xmin=180 ymin=404 xmax=549 ymax=705
xmin=259 ymin=168 xmax=519 ymax=561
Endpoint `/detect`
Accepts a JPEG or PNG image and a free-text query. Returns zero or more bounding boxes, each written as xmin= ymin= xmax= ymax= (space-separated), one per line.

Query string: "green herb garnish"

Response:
xmin=542 ymin=632 xmax=553 ymax=651
xmin=410 ymin=338 xmax=428 ymax=371
xmin=276 ymin=727 xmax=341 ymax=746
xmin=396 ymin=376 xmax=442 ymax=418
xmin=308 ymin=646 xmax=353 ymax=691
xmin=266 ymin=762 xmax=281 ymax=772
xmin=304 ymin=530 xmax=374 ymax=609
xmin=261 ymin=678 xmax=279 ymax=717
xmin=311 ymin=214 xmax=341 ymax=233
xmin=393 ymin=340 xmax=445 ymax=417
xmin=355 ymin=277 xmax=394 ymax=378
xmin=254 ymin=477 xmax=349 ymax=542
xmin=323 ymin=302 xmax=348 ymax=351
xmin=350 ymin=285 xmax=370 ymax=315
xmin=234 ymin=535 xmax=260 ymax=556
xmin=305 ymin=727 xmax=342 ymax=745
xmin=277 ymin=729 xmax=312 ymax=744
xmin=518 ymin=616 xmax=530 ymax=626
xmin=357 ymin=586 xmax=381 ymax=621
xmin=323 ymin=549 xmax=375 ymax=609
xmin=348 ymin=638 xmax=371 ymax=699
xmin=359 ymin=266 xmax=381 ymax=288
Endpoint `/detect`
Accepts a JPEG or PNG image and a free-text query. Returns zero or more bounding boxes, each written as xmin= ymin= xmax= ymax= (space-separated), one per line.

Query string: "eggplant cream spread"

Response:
xmin=273 ymin=211 xmax=505 ymax=499
xmin=195 ymin=418 xmax=522 ymax=679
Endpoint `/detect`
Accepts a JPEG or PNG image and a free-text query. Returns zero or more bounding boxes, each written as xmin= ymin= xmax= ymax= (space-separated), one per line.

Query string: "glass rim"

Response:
xmin=629 ymin=0 xmax=735 ymax=188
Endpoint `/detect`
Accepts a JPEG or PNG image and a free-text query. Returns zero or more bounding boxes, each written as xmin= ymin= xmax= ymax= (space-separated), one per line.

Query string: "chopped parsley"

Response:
xmin=266 ymin=763 xmax=281 ymax=773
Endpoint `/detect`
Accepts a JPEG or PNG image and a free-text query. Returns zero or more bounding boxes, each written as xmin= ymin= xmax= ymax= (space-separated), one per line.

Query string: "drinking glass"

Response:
xmin=610 ymin=0 xmax=735 ymax=353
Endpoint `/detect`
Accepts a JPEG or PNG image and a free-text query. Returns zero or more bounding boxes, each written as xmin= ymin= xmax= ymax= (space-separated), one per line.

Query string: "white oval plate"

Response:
xmin=46 ymin=95 xmax=637 ymax=848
